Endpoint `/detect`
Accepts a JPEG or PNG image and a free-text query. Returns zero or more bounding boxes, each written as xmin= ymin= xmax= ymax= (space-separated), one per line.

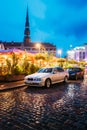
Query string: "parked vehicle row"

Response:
xmin=24 ymin=66 xmax=84 ymax=88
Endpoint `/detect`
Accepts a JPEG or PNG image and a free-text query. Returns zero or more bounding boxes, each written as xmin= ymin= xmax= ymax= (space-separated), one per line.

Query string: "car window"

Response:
xmin=57 ymin=67 xmax=64 ymax=72
xmin=77 ymin=68 xmax=82 ymax=72
xmin=38 ymin=68 xmax=44 ymax=73
xmin=44 ymin=68 xmax=52 ymax=73
xmin=67 ymin=68 xmax=73 ymax=71
xmin=73 ymin=68 xmax=77 ymax=71
xmin=68 ymin=68 xmax=82 ymax=72
xmin=74 ymin=68 xmax=81 ymax=72
xmin=38 ymin=68 xmax=53 ymax=73
xmin=53 ymin=68 xmax=58 ymax=73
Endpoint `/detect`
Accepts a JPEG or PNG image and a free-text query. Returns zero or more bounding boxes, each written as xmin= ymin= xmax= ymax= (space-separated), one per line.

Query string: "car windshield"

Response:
xmin=67 ymin=68 xmax=74 ymax=71
xmin=67 ymin=68 xmax=79 ymax=72
xmin=38 ymin=68 xmax=53 ymax=73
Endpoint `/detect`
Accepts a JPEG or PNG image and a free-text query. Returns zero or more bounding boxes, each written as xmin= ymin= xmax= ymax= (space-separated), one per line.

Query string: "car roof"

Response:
xmin=42 ymin=66 xmax=62 ymax=69
xmin=68 ymin=67 xmax=81 ymax=69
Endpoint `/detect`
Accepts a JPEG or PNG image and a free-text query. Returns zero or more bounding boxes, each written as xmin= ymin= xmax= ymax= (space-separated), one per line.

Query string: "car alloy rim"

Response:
xmin=65 ymin=77 xmax=67 ymax=82
xmin=66 ymin=77 xmax=68 ymax=82
xmin=46 ymin=80 xmax=51 ymax=88
xmin=64 ymin=76 xmax=68 ymax=82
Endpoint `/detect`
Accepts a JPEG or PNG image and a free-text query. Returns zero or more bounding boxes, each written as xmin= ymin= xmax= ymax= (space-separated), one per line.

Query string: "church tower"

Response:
xmin=24 ymin=6 xmax=31 ymax=44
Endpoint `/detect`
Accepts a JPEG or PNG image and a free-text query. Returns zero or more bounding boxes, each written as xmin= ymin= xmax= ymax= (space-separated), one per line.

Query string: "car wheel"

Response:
xmin=81 ymin=75 xmax=84 ymax=79
xmin=64 ymin=76 xmax=68 ymax=83
xmin=45 ymin=79 xmax=51 ymax=88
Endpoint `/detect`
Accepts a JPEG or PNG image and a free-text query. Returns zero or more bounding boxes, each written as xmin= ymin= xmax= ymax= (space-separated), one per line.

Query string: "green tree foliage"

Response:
xmin=13 ymin=65 xmax=23 ymax=75
xmin=35 ymin=53 xmax=46 ymax=60
xmin=29 ymin=64 xmax=39 ymax=74
xmin=6 ymin=59 xmax=12 ymax=74
xmin=57 ymin=58 xmax=66 ymax=67
xmin=11 ymin=53 xmax=19 ymax=74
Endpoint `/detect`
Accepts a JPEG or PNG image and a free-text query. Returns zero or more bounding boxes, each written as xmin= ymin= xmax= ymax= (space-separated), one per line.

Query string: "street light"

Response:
xmin=36 ymin=43 xmax=41 ymax=53
xmin=58 ymin=49 xmax=62 ymax=58
xmin=70 ymin=44 xmax=72 ymax=50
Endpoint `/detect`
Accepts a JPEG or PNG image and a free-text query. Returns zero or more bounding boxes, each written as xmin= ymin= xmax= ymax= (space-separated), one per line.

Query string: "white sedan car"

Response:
xmin=24 ymin=67 xmax=69 ymax=88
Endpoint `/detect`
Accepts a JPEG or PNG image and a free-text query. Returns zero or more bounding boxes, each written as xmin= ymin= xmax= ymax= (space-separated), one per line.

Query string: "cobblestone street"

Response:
xmin=0 ymin=79 xmax=87 ymax=130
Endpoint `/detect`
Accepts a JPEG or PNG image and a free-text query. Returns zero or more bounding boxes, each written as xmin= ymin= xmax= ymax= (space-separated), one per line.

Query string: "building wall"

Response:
xmin=0 ymin=43 xmax=5 ymax=50
xmin=67 ymin=45 xmax=87 ymax=61
xmin=2 ymin=42 xmax=56 ymax=56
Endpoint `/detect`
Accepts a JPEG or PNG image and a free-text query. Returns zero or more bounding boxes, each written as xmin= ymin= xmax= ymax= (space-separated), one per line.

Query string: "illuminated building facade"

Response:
xmin=67 ymin=43 xmax=87 ymax=61
xmin=0 ymin=43 xmax=4 ymax=50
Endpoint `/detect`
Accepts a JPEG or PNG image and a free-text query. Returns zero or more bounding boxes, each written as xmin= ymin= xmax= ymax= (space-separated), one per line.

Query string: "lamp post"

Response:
xmin=58 ymin=49 xmax=62 ymax=58
xmin=36 ymin=43 xmax=41 ymax=53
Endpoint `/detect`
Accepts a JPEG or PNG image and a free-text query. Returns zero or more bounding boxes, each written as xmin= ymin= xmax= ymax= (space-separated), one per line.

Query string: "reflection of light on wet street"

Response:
xmin=0 ymin=92 xmax=15 ymax=112
xmin=67 ymin=84 xmax=74 ymax=98
xmin=66 ymin=83 xmax=80 ymax=99
xmin=0 ymin=80 xmax=87 ymax=130
xmin=18 ymin=93 xmax=47 ymax=124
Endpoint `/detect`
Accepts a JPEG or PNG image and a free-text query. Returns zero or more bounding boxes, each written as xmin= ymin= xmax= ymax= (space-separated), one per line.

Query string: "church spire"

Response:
xmin=24 ymin=6 xmax=30 ymax=43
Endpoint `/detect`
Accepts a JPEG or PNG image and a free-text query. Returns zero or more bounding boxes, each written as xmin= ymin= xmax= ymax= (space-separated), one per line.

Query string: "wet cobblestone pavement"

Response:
xmin=0 ymin=79 xmax=87 ymax=130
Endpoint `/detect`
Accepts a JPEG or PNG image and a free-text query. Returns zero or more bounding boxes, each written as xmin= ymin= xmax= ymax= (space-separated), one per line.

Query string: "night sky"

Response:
xmin=0 ymin=0 xmax=87 ymax=57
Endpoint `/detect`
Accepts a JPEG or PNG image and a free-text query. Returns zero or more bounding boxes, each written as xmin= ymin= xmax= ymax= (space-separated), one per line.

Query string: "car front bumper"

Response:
xmin=24 ymin=80 xmax=45 ymax=87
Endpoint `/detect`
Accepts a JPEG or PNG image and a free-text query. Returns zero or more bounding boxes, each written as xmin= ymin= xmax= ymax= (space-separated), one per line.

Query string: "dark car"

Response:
xmin=67 ymin=67 xmax=84 ymax=80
